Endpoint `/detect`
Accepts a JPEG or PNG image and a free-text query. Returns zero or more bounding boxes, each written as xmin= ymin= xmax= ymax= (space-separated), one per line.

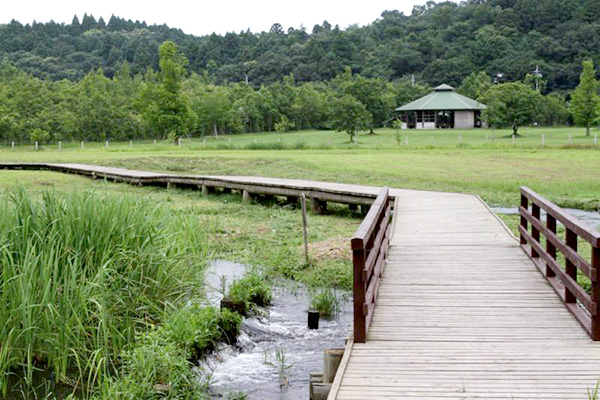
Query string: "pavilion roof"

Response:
xmin=395 ymin=84 xmax=487 ymax=111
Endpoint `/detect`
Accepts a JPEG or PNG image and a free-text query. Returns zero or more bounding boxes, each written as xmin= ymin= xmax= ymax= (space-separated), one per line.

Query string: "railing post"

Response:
xmin=546 ymin=215 xmax=557 ymax=278
xmin=520 ymin=194 xmax=528 ymax=245
xmin=592 ymin=246 xmax=600 ymax=340
xmin=565 ymin=228 xmax=578 ymax=304
xmin=531 ymin=203 xmax=540 ymax=258
xmin=353 ymin=246 xmax=367 ymax=343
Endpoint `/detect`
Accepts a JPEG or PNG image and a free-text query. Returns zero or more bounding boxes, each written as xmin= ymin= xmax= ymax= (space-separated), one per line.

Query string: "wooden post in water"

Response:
xmin=323 ymin=349 xmax=345 ymax=383
xmin=301 ymin=194 xmax=309 ymax=262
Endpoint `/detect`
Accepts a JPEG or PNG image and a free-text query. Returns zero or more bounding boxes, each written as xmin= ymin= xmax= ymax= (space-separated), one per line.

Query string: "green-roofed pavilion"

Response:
xmin=395 ymin=84 xmax=487 ymax=129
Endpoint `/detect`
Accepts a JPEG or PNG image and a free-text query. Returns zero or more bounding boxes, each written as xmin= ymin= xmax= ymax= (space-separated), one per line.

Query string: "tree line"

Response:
xmin=1 ymin=39 xmax=588 ymax=144
xmin=0 ymin=0 xmax=599 ymax=92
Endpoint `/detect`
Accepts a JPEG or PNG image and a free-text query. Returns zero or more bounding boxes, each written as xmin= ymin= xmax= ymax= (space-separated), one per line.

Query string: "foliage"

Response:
xmin=480 ymin=82 xmax=543 ymax=136
xmin=309 ymin=288 xmax=342 ymax=317
xmin=0 ymin=2 xmax=597 ymax=92
xmin=571 ymin=60 xmax=600 ymax=136
xmin=458 ymin=71 xmax=492 ymax=101
xmin=228 ymin=274 xmax=273 ymax=314
xmin=330 ymin=94 xmax=371 ymax=143
xmin=0 ymin=187 xmax=206 ymax=397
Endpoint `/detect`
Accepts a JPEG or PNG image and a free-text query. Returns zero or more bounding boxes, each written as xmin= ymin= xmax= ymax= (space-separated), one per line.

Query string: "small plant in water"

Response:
xmin=264 ymin=347 xmax=294 ymax=389
xmin=310 ymin=288 xmax=342 ymax=317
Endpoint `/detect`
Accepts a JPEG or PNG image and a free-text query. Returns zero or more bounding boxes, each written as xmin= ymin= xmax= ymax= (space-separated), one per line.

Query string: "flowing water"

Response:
xmin=492 ymin=207 xmax=600 ymax=230
xmin=201 ymin=260 xmax=352 ymax=399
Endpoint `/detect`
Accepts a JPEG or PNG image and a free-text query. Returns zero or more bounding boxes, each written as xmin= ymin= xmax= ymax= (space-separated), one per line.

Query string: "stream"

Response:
xmin=201 ymin=260 xmax=352 ymax=399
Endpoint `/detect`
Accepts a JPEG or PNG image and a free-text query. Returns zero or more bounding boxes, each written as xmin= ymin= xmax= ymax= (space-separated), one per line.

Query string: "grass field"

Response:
xmin=2 ymin=127 xmax=599 ymax=210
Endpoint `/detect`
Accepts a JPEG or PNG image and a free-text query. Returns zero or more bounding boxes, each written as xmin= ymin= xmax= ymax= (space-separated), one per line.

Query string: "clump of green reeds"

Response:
xmin=0 ymin=187 xmax=207 ymax=397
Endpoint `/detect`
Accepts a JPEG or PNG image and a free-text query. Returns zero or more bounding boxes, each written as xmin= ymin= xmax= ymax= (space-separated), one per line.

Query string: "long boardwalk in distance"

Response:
xmin=1 ymin=163 xmax=600 ymax=398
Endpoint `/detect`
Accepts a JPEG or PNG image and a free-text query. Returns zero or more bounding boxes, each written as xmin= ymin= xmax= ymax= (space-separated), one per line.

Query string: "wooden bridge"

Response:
xmin=1 ymin=163 xmax=600 ymax=399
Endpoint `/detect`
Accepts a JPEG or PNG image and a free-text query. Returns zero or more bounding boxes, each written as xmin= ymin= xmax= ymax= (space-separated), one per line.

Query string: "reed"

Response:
xmin=0 ymin=187 xmax=207 ymax=397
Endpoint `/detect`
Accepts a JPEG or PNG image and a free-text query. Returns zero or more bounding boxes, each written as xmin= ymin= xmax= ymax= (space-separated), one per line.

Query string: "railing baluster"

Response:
xmin=531 ymin=203 xmax=540 ymax=258
xmin=565 ymin=228 xmax=578 ymax=304
xmin=546 ymin=215 xmax=556 ymax=278
xmin=592 ymin=247 xmax=600 ymax=340
xmin=520 ymin=194 xmax=528 ymax=245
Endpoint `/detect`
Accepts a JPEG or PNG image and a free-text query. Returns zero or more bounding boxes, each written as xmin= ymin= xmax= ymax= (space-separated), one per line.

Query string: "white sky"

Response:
xmin=1 ymin=0 xmax=445 ymax=36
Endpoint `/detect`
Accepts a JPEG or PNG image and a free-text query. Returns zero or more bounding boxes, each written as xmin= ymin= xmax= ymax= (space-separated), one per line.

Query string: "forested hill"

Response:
xmin=1 ymin=0 xmax=599 ymax=91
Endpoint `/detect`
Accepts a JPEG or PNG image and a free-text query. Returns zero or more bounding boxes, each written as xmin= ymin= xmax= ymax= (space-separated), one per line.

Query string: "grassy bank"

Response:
xmin=0 ymin=173 xmax=356 ymax=398
xmin=1 ymin=128 xmax=599 ymax=211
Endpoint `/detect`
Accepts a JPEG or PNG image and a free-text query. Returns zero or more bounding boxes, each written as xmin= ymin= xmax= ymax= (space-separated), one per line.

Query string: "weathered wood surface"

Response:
xmin=333 ymin=192 xmax=600 ymax=399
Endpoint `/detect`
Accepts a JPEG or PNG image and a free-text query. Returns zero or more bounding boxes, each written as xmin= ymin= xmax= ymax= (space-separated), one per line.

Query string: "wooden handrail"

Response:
xmin=519 ymin=186 xmax=600 ymax=340
xmin=352 ymin=187 xmax=393 ymax=343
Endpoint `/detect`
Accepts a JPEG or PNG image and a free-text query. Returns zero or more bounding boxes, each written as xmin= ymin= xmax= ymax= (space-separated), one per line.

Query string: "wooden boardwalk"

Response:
xmin=2 ymin=163 xmax=600 ymax=398
xmin=332 ymin=190 xmax=600 ymax=399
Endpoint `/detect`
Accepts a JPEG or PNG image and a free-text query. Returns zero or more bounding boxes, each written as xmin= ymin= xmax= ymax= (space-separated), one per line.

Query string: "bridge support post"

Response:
xmin=353 ymin=247 xmax=367 ymax=343
xmin=243 ymin=190 xmax=254 ymax=202
xmin=311 ymin=197 xmax=327 ymax=214
xmin=592 ymin=247 xmax=600 ymax=340
xmin=202 ymin=185 xmax=214 ymax=196
xmin=520 ymin=194 xmax=528 ymax=245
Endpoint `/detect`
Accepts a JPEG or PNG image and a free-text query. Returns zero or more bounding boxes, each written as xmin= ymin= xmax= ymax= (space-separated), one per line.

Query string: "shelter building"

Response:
xmin=395 ymin=84 xmax=487 ymax=129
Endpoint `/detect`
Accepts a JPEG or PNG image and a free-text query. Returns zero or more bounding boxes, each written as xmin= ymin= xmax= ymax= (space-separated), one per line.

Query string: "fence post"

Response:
xmin=520 ymin=193 xmax=528 ymax=245
xmin=542 ymin=134 xmax=545 ymax=147
xmin=353 ymin=245 xmax=367 ymax=343
xmin=592 ymin=246 xmax=600 ymax=340
xmin=546 ymin=215 xmax=557 ymax=278
xmin=565 ymin=229 xmax=578 ymax=303
xmin=531 ymin=203 xmax=540 ymax=258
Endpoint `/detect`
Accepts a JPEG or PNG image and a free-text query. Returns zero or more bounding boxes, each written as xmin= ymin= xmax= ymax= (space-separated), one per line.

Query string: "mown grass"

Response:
xmin=2 ymin=128 xmax=599 ymax=211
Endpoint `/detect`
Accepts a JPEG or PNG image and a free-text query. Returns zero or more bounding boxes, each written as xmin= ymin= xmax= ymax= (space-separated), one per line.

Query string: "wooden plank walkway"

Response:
xmin=332 ymin=190 xmax=600 ymax=399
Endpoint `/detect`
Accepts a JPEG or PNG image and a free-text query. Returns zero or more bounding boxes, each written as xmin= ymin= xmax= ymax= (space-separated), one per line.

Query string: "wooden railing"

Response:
xmin=519 ymin=186 xmax=600 ymax=340
xmin=351 ymin=187 xmax=393 ymax=343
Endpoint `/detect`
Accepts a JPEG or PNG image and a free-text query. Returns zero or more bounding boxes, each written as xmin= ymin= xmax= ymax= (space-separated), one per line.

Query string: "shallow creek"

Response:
xmin=201 ymin=260 xmax=352 ymax=399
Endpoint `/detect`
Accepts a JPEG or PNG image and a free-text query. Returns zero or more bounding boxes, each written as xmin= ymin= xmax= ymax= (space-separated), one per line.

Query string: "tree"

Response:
xmin=480 ymin=82 xmax=542 ymax=137
xmin=570 ymin=60 xmax=600 ymax=137
xmin=143 ymin=41 xmax=193 ymax=142
xmin=458 ymin=71 xmax=492 ymax=100
xmin=330 ymin=95 xmax=371 ymax=143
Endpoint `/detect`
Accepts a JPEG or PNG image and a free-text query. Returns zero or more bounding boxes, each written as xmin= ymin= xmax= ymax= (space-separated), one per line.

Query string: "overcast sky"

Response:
xmin=2 ymin=0 xmax=445 ymax=36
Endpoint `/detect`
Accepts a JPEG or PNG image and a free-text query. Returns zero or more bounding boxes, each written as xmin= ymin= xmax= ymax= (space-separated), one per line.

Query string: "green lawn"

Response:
xmin=1 ymin=127 xmax=599 ymax=210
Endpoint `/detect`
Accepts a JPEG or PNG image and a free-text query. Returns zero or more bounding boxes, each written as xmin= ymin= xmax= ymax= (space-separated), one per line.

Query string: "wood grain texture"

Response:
xmin=334 ymin=190 xmax=600 ymax=399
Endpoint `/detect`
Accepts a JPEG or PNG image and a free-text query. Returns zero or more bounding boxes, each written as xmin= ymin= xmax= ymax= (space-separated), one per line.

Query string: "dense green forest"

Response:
xmin=1 ymin=0 xmax=599 ymax=89
xmin=1 ymin=0 xmax=598 ymax=143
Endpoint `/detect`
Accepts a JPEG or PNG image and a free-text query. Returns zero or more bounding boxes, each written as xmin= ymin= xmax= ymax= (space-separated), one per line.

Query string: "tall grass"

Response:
xmin=0 ymin=187 xmax=207 ymax=397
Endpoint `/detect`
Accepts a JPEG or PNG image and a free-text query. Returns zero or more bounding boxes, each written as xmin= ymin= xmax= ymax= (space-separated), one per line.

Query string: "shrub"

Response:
xmin=218 ymin=308 xmax=243 ymax=345
xmin=228 ymin=274 xmax=272 ymax=314
xmin=309 ymin=288 xmax=342 ymax=317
